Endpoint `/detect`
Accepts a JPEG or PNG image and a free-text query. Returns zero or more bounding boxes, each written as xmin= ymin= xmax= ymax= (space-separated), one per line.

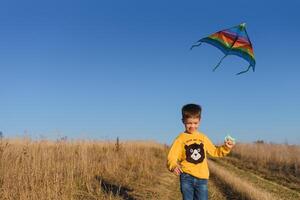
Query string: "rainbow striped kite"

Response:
xmin=191 ymin=23 xmax=255 ymax=75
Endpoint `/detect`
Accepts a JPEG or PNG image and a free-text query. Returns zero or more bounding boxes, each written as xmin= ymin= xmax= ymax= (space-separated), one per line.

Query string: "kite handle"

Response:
xmin=224 ymin=134 xmax=236 ymax=144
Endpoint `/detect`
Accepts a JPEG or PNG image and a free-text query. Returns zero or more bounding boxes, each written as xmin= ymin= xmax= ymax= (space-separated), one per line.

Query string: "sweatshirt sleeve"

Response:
xmin=167 ymin=136 xmax=183 ymax=171
xmin=205 ymin=135 xmax=231 ymax=157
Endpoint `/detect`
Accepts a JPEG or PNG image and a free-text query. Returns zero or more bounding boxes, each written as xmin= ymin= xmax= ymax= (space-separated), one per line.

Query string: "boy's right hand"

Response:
xmin=173 ymin=166 xmax=183 ymax=176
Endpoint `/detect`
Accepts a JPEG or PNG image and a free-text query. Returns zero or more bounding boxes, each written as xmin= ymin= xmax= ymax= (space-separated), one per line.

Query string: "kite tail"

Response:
xmin=236 ymin=64 xmax=253 ymax=75
xmin=213 ymin=54 xmax=227 ymax=72
xmin=190 ymin=42 xmax=202 ymax=50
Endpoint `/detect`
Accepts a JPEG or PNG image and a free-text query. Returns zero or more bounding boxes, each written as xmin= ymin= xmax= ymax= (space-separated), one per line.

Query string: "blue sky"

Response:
xmin=1 ymin=0 xmax=300 ymax=144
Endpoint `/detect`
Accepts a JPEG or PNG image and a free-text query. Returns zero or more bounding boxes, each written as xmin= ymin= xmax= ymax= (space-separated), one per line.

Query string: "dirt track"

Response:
xmin=151 ymin=159 xmax=300 ymax=200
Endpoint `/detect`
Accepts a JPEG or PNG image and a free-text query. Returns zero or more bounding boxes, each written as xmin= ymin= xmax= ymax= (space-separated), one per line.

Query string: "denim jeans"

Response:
xmin=180 ymin=173 xmax=208 ymax=200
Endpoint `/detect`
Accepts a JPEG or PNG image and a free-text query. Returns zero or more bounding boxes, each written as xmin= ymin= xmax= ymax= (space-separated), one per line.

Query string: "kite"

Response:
xmin=191 ymin=23 xmax=255 ymax=75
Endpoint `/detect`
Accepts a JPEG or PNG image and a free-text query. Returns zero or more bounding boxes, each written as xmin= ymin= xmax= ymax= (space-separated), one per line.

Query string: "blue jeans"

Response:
xmin=180 ymin=173 xmax=208 ymax=200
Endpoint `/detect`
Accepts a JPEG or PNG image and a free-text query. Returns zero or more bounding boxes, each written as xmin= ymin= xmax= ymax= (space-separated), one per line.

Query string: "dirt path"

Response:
xmin=223 ymin=157 xmax=300 ymax=192
xmin=129 ymin=159 xmax=300 ymax=200
xmin=210 ymin=159 xmax=300 ymax=200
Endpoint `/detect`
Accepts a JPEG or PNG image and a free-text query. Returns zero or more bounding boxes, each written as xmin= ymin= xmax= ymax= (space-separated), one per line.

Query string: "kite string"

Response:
xmin=213 ymin=54 xmax=227 ymax=72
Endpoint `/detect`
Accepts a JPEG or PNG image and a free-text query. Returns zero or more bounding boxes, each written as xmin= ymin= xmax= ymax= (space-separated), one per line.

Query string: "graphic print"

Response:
xmin=185 ymin=143 xmax=205 ymax=164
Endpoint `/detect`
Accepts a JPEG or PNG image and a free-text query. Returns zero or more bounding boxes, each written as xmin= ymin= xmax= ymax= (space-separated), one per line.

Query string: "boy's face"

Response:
xmin=183 ymin=117 xmax=200 ymax=134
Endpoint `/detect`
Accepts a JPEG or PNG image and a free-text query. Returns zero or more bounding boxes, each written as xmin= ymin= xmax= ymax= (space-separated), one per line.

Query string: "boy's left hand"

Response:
xmin=224 ymin=139 xmax=235 ymax=149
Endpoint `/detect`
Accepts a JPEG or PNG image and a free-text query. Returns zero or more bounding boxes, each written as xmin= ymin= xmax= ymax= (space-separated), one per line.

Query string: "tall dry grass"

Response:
xmin=230 ymin=143 xmax=300 ymax=176
xmin=0 ymin=138 xmax=168 ymax=200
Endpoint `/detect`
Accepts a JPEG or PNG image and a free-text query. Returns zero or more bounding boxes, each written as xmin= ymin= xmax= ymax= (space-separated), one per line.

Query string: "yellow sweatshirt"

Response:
xmin=167 ymin=131 xmax=230 ymax=179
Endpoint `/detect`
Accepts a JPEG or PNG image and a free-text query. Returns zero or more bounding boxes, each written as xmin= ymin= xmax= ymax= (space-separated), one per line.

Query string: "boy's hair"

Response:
xmin=182 ymin=104 xmax=202 ymax=120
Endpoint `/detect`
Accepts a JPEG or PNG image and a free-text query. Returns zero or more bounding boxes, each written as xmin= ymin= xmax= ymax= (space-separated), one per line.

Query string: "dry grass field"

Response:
xmin=209 ymin=142 xmax=300 ymax=200
xmin=0 ymin=138 xmax=299 ymax=200
xmin=224 ymin=142 xmax=300 ymax=192
xmin=0 ymin=138 xmax=175 ymax=200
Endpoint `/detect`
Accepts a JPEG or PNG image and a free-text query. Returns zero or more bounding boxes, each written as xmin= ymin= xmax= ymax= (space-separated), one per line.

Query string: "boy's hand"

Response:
xmin=224 ymin=135 xmax=236 ymax=149
xmin=224 ymin=139 xmax=235 ymax=149
xmin=172 ymin=165 xmax=183 ymax=176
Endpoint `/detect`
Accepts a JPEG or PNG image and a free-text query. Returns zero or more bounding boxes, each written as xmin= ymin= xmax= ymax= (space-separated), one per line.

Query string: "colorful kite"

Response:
xmin=191 ymin=23 xmax=255 ymax=75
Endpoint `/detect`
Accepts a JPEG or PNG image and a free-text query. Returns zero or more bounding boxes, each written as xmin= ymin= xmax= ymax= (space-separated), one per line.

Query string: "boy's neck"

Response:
xmin=185 ymin=130 xmax=198 ymax=134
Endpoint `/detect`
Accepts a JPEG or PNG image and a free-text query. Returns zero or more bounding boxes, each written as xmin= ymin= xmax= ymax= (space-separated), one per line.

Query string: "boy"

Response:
xmin=167 ymin=104 xmax=235 ymax=200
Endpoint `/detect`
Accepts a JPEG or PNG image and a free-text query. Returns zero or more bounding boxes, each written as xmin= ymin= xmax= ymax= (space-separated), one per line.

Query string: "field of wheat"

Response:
xmin=1 ymin=138 xmax=299 ymax=200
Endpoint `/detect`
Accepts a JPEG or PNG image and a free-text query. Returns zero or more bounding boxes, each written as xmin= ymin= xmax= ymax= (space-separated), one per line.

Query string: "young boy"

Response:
xmin=167 ymin=104 xmax=235 ymax=200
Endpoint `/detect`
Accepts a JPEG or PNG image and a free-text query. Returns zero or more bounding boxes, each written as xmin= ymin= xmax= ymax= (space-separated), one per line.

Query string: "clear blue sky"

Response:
xmin=1 ymin=0 xmax=300 ymax=144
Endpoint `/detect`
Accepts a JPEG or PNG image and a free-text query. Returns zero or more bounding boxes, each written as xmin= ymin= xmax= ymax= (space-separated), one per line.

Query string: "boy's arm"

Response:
xmin=167 ymin=137 xmax=182 ymax=172
xmin=205 ymin=135 xmax=231 ymax=157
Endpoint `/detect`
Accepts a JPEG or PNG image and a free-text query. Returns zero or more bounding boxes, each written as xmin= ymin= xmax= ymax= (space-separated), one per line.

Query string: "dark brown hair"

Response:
xmin=182 ymin=104 xmax=202 ymax=120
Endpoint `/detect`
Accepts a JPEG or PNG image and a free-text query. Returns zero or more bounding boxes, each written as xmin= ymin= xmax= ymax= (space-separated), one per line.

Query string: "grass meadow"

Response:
xmin=0 ymin=138 xmax=169 ymax=200
xmin=226 ymin=142 xmax=300 ymax=192
xmin=0 ymin=138 xmax=299 ymax=200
